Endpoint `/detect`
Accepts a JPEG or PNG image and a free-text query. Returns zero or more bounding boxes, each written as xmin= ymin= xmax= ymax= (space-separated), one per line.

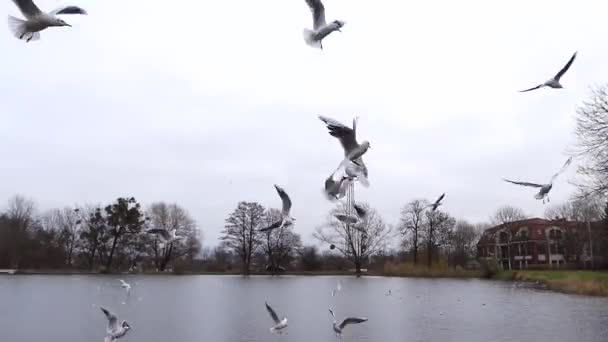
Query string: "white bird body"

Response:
xmin=270 ymin=318 xmax=289 ymax=333
xmin=146 ymin=228 xmax=185 ymax=248
xmin=8 ymin=0 xmax=87 ymax=42
xmin=303 ymin=0 xmax=345 ymax=49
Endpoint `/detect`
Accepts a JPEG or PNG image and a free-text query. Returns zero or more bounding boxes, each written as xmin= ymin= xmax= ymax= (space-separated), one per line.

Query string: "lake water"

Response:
xmin=0 ymin=275 xmax=607 ymax=342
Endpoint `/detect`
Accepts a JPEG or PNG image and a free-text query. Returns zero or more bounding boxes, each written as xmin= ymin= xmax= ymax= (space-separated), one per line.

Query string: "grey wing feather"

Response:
xmin=12 ymin=0 xmax=42 ymax=19
xmin=51 ymin=6 xmax=87 ymax=15
xmin=339 ymin=317 xmax=368 ymax=329
xmin=519 ymin=85 xmax=542 ymax=93
xmin=555 ymin=52 xmax=577 ymax=80
xmin=259 ymin=220 xmax=282 ymax=232
xmin=503 ymin=179 xmax=544 ymax=188
xmin=265 ymin=302 xmax=280 ymax=324
xmin=435 ymin=193 xmax=446 ymax=205
xmin=305 ymin=0 xmax=326 ymax=30
xmin=146 ymin=228 xmax=170 ymax=240
xmin=319 ymin=116 xmax=359 ymax=155
xmin=274 ymin=185 xmax=292 ymax=216
xmin=100 ymin=307 xmax=119 ymax=331
xmin=328 ymin=309 xmax=335 ymax=318
xmin=550 ymin=156 xmax=573 ymax=182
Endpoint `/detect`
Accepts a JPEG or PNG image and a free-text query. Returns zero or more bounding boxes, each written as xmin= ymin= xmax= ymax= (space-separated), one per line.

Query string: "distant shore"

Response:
xmin=4 ymin=268 xmax=608 ymax=297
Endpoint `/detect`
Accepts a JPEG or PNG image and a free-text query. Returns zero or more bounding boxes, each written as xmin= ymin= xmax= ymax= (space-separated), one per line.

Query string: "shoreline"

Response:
xmin=3 ymin=268 xmax=608 ymax=297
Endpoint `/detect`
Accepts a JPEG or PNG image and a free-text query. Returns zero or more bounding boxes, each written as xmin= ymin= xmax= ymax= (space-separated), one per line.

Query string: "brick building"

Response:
xmin=477 ymin=218 xmax=602 ymax=270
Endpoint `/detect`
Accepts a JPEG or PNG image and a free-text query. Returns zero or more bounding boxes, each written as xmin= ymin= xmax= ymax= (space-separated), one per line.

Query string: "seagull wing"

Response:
xmin=146 ymin=229 xmax=170 ymax=241
xmin=259 ymin=220 xmax=282 ymax=232
xmin=274 ymin=184 xmax=292 ymax=216
xmin=434 ymin=193 xmax=446 ymax=206
xmin=265 ymin=302 xmax=281 ymax=324
xmin=519 ymin=84 xmax=543 ymax=93
xmin=554 ymin=51 xmax=577 ymax=81
xmin=353 ymin=203 xmax=367 ymax=219
xmin=100 ymin=307 xmax=119 ymax=332
xmin=328 ymin=309 xmax=335 ymax=318
xmin=503 ymin=179 xmax=544 ymax=188
xmin=305 ymin=0 xmax=326 ymax=30
xmin=339 ymin=317 xmax=368 ymax=330
xmin=319 ymin=116 xmax=359 ymax=156
xmin=550 ymin=156 xmax=573 ymax=183
xmin=50 ymin=6 xmax=87 ymax=15
xmin=12 ymin=0 xmax=42 ymax=19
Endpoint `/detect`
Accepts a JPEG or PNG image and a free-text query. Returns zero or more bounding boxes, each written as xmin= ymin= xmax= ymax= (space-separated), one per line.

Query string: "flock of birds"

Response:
xmin=7 ymin=0 xmax=582 ymax=340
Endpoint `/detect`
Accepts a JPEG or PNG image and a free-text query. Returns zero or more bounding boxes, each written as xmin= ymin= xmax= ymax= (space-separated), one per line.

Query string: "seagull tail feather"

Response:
xmin=303 ymin=29 xmax=321 ymax=49
xmin=8 ymin=16 xmax=38 ymax=42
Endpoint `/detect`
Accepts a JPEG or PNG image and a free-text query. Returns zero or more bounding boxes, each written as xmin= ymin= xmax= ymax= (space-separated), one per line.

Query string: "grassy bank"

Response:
xmin=382 ymin=262 xmax=481 ymax=278
xmin=496 ymin=270 xmax=608 ymax=297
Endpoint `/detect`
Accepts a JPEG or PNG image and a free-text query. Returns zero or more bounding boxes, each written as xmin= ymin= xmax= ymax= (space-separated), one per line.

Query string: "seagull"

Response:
xmin=100 ymin=307 xmax=131 ymax=342
xmin=519 ymin=52 xmax=577 ymax=92
xmin=428 ymin=193 xmax=445 ymax=211
xmin=145 ymin=228 xmax=185 ymax=248
xmin=323 ymin=170 xmax=354 ymax=201
xmin=331 ymin=280 xmax=343 ymax=297
xmin=8 ymin=0 xmax=87 ymax=42
xmin=303 ymin=0 xmax=345 ymax=49
xmin=265 ymin=302 xmax=288 ymax=334
xmin=503 ymin=156 xmax=572 ymax=203
xmin=319 ymin=116 xmax=371 ymax=186
xmin=385 ymin=289 xmax=392 ymax=296
xmin=260 ymin=185 xmax=295 ymax=232
xmin=353 ymin=203 xmax=367 ymax=219
xmin=118 ymin=280 xmax=131 ymax=293
xmin=328 ymin=309 xmax=367 ymax=338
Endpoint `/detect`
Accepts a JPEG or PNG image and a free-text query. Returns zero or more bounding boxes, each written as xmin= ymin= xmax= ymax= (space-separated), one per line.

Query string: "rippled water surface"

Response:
xmin=0 ymin=275 xmax=607 ymax=342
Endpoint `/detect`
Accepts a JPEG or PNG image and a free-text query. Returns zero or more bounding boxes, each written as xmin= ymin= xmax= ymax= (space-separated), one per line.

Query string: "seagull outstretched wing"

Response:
xmin=12 ymin=0 xmax=42 ymax=19
xmin=265 ymin=302 xmax=280 ymax=325
xmin=503 ymin=179 xmax=544 ymax=188
xmin=100 ymin=307 xmax=119 ymax=333
xmin=50 ymin=6 xmax=87 ymax=15
xmin=339 ymin=317 xmax=368 ymax=330
xmin=550 ymin=156 xmax=573 ymax=183
xmin=274 ymin=185 xmax=292 ymax=216
xmin=519 ymin=84 xmax=543 ymax=93
xmin=554 ymin=52 xmax=577 ymax=81
xmin=305 ymin=0 xmax=326 ymax=30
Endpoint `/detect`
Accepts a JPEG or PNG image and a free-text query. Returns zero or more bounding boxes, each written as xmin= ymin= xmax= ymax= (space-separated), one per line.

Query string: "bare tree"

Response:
xmin=314 ymin=202 xmax=392 ymax=275
xmin=78 ymin=207 xmax=110 ymax=269
xmin=424 ymin=210 xmax=455 ymax=267
xmin=221 ymin=201 xmax=265 ymax=275
xmin=40 ymin=207 xmax=81 ymax=267
xmin=261 ymin=208 xmax=302 ymax=274
xmin=448 ymin=220 xmax=479 ymax=267
xmin=103 ymin=197 xmax=146 ymax=271
xmin=573 ymin=85 xmax=608 ymax=197
xmin=146 ymin=202 xmax=201 ymax=271
xmin=490 ymin=205 xmax=528 ymax=226
xmin=399 ymin=199 xmax=429 ymax=265
xmin=544 ymin=196 xmax=604 ymax=222
xmin=5 ymin=195 xmax=37 ymax=268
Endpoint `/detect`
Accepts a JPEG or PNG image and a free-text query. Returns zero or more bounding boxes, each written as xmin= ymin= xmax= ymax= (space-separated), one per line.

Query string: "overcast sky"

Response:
xmin=1 ymin=0 xmax=607 ymax=246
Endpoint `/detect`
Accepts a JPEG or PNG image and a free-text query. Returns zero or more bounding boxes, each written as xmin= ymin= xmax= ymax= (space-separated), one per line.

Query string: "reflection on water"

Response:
xmin=0 ymin=275 xmax=607 ymax=342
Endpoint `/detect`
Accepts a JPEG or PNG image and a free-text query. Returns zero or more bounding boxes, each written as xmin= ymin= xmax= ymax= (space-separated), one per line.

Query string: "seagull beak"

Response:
xmin=65 ymin=23 xmax=72 ymax=27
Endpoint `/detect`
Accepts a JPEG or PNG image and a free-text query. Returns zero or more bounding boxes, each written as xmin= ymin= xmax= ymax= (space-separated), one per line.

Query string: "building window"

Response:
xmin=520 ymin=230 xmax=528 ymax=240
xmin=499 ymin=231 xmax=509 ymax=244
xmin=549 ymin=229 xmax=563 ymax=240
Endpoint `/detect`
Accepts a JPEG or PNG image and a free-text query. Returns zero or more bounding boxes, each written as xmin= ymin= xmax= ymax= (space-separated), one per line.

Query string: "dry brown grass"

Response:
xmin=383 ymin=261 xmax=480 ymax=278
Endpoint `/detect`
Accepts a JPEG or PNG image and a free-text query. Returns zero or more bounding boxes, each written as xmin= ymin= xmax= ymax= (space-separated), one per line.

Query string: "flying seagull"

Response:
xmin=265 ymin=302 xmax=288 ymax=334
xmin=145 ymin=228 xmax=185 ymax=248
xmin=118 ymin=280 xmax=131 ymax=293
xmin=428 ymin=193 xmax=445 ymax=211
xmin=503 ymin=156 xmax=573 ymax=203
xmin=519 ymin=52 xmax=577 ymax=92
xmin=324 ymin=169 xmax=354 ymax=201
xmin=260 ymin=185 xmax=295 ymax=232
xmin=319 ymin=116 xmax=371 ymax=186
xmin=303 ymin=0 xmax=345 ymax=49
xmin=328 ymin=309 xmax=367 ymax=338
xmin=8 ymin=0 xmax=87 ymax=42
xmin=331 ymin=280 xmax=343 ymax=297
xmin=100 ymin=307 xmax=131 ymax=342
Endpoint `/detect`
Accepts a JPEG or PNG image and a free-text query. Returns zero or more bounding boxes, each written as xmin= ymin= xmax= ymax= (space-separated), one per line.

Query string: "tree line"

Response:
xmin=0 ymin=195 xmax=201 ymax=272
